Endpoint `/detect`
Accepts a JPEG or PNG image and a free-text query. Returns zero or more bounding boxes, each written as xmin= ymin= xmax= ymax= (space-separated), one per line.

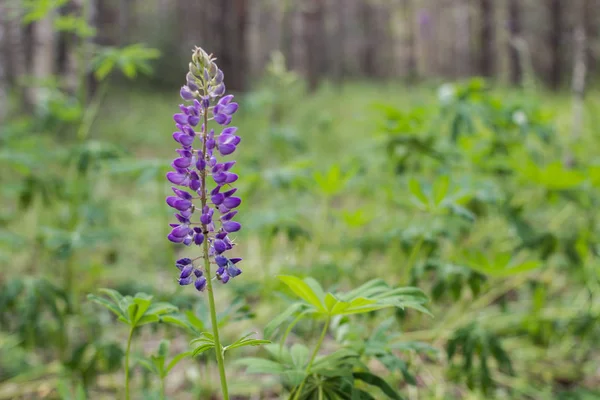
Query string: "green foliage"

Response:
xmin=92 ymin=45 xmax=161 ymax=81
xmin=274 ymin=276 xmax=429 ymax=322
xmin=237 ymin=278 xmax=430 ymax=399
xmin=87 ymin=289 xmax=178 ymax=328
xmin=137 ymin=340 xmax=190 ymax=383
xmin=0 ymin=277 xmax=70 ymax=348
xmin=3 ymin=72 xmax=600 ymax=399
xmin=446 ymin=322 xmax=514 ymax=394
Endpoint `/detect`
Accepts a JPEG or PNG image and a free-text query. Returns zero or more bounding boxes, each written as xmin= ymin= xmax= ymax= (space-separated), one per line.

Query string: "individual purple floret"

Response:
xmin=166 ymin=47 xmax=243 ymax=291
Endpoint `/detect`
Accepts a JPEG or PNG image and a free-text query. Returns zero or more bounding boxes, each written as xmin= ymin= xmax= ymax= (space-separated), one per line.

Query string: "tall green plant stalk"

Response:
xmin=199 ymin=85 xmax=230 ymax=400
xmin=292 ymin=317 xmax=330 ymax=400
xmin=124 ymin=327 xmax=134 ymax=400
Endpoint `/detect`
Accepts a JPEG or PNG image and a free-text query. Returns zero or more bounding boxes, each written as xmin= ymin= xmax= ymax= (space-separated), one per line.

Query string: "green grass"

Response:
xmin=2 ymin=79 xmax=600 ymax=399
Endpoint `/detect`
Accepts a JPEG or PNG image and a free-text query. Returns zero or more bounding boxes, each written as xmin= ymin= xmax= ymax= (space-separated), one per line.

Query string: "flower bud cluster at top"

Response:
xmin=166 ymin=47 xmax=242 ymax=291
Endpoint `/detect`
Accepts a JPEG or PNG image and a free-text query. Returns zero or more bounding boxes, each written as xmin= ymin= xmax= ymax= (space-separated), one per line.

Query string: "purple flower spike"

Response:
xmin=170 ymin=224 xmax=191 ymax=238
xmin=221 ymin=211 xmax=238 ymax=221
xmin=223 ymin=197 xmax=241 ymax=209
xmin=189 ymin=115 xmax=200 ymax=126
xmin=166 ymin=171 xmax=188 ymax=186
xmin=173 ymin=132 xmax=195 ymax=147
xmin=180 ymin=265 xmax=194 ymax=279
xmin=166 ymin=46 xmax=244 ymax=290
xmin=179 ymin=276 xmax=193 ymax=285
xmin=200 ymin=208 xmax=214 ymax=225
xmin=227 ymin=263 xmax=242 ymax=278
xmin=194 ymin=232 xmax=204 ymax=245
xmin=174 ymin=114 xmax=189 ymax=124
xmin=213 ymin=239 xmax=227 ymax=254
xmin=181 ymin=86 xmax=195 ymax=100
xmin=176 ymin=258 xmax=192 ymax=269
xmin=223 ymin=221 xmax=241 ymax=233
xmin=166 ymin=197 xmax=192 ymax=211
xmin=195 ymin=277 xmax=207 ymax=291
xmin=215 ymin=255 xmax=228 ymax=268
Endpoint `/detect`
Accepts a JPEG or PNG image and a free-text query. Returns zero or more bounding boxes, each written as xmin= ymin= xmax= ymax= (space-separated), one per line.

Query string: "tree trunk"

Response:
xmin=303 ymin=0 xmax=325 ymax=91
xmin=403 ymin=0 xmax=417 ymax=81
xmin=119 ymin=0 xmax=131 ymax=44
xmin=453 ymin=0 xmax=471 ymax=77
xmin=571 ymin=0 xmax=587 ymax=143
xmin=3 ymin=2 xmax=29 ymax=109
xmin=58 ymin=1 xmax=80 ymax=95
xmin=507 ymin=0 xmax=522 ymax=85
xmin=223 ymin=0 xmax=248 ymax=91
xmin=0 ymin=2 xmax=8 ymax=121
xmin=360 ymin=0 xmax=377 ymax=77
xmin=583 ymin=0 xmax=596 ymax=77
xmin=548 ymin=0 xmax=562 ymax=89
xmin=479 ymin=0 xmax=494 ymax=77
xmin=290 ymin=3 xmax=307 ymax=79
xmin=30 ymin=12 xmax=56 ymax=107
xmin=329 ymin=0 xmax=346 ymax=84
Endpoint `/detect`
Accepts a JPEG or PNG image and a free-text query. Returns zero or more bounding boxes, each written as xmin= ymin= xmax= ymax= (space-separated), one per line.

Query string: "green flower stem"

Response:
xmin=124 ymin=327 xmax=134 ymax=400
xmin=200 ymin=84 xmax=230 ymax=400
xmin=204 ymin=250 xmax=230 ymax=400
xmin=293 ymin=317 xmax=330 ymax=400
xmin=160 ymin=377 xmax=166 ymax=400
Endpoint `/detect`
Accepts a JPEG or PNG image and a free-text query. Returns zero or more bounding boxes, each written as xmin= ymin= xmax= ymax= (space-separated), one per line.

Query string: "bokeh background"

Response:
xmin=1 ymin=0 xmax=600 ymax=399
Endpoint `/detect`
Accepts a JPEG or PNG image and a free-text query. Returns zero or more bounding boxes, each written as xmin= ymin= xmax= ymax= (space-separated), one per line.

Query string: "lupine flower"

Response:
xmin=166 ymin=47 xmax=242 ymax=291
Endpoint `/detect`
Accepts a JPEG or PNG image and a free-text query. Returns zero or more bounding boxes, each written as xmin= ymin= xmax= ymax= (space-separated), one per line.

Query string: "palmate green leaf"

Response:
xmin=279 ymin=275 xmax=325 ymax=311
xmin=471 ymin=260 xmax=540 ymax=277
xmin=234 ymin=357 xmax=286 ymax=374
xmin=290 ymin=343 xmax=310 ymax=368
xmin=378 ymin=355 xmax=417 ymax=385
xmin=160 ymin=313 xmax=198 ymax=333
xmin=389 ymin=341 xmax=438 ymax=356
xmin=166 ymin=351 xmax=192 ymax=374
xmin=191 ymin=343 xmax=215 ymax=357
xmin=264 ymin=302 xmax=305 ymax=339
xmin=312 ymin=348 xmax=360 ymax=373
xmin=224 ymin=332 xmax=270 ymax=353
xmin=91 ymin=44 xmax=160 ymax=81
xmin=86 ymin=294 xmax=126 ymax=321
xmin=462 ymin=251 xmax=541 ymax=277
xmin=324 ymin=292 xmax=340 ymax=311
xmin=146 ymin=302 xmax=178 ymax=318
xmin=283 ymin=370 xmax=307 ymax=387
xmin=339 ymin=282 xmax=430 ymax=316
xmin=22 ymin=0 xmax=69 ymax=24
xmin=137 ymin=358 xmax=158 ymax=375
xmin=276 ymin=277 xmax=429 ymax=320
xmin=432 ymin=175 xmax=450 ymax=206
xmin=136 ymin=314 xmax=160 ymax=326
xmin=190 ymin=333 xmax=216 ymax=357
xmin=304 ymin=277 xmax=326 ymax=303
xmin=88 ymin=290 xmax=177 ymax=327
xmin=408 ymin=178 xmax=429 ymax=208
xmin=128 ymin=295 xmax=152 ymax=325
xmin=264 ymin=343 xmax=295 ymax=366
xmin=185 ymin=310 xmax=206 ymax=332
xmin=353 ymin=372 xmax=403 ymax=400
xmin=97 ymin=288 xmax=125 ymax=306
xmin=340 ymin=279 xmax=388 ymax=301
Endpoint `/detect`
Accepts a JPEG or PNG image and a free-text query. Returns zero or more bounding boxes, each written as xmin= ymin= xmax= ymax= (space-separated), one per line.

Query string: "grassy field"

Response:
xmin=1 ymin=77 xmax=600 ymax=399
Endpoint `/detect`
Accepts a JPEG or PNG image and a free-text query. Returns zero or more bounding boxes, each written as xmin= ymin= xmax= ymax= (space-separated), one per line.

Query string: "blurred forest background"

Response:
xmin=2 ymin=1 xmax=600 ymax=399
xmin=1 ymin=0 xmax=600 ymax=105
